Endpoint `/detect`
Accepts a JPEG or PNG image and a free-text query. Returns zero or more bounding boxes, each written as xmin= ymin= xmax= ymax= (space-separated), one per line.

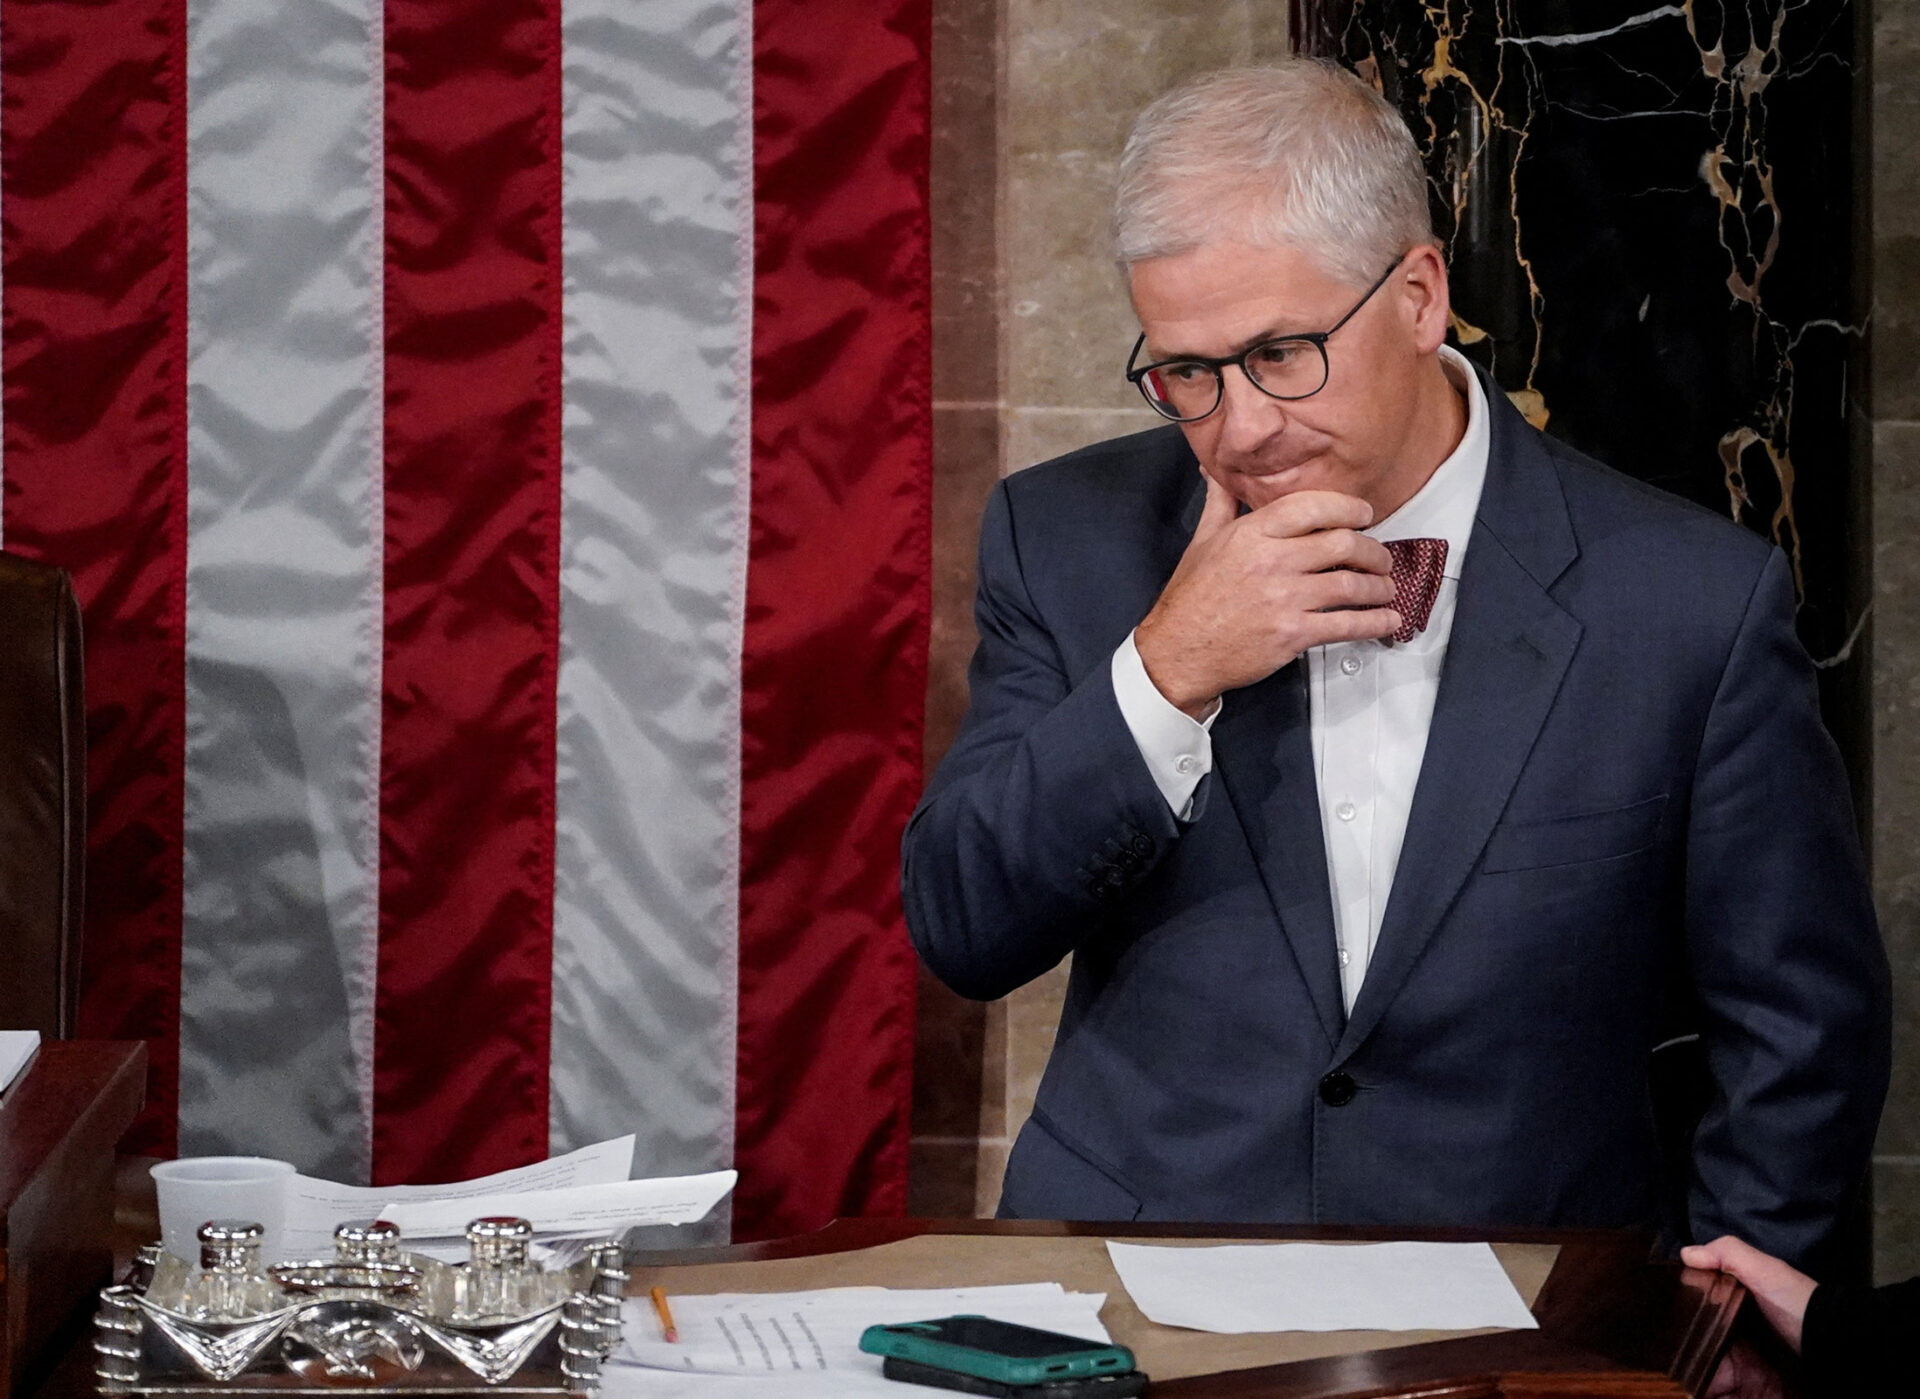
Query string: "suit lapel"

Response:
xmin=1334 ymin=385 xmax=1583 ymax=1063
xmin=1213 ymin=664 xmax=1346 ymax=1049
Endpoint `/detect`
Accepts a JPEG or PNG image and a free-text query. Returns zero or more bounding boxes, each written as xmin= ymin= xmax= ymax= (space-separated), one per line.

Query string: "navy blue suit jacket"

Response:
xmin=902 ymin=380 xmax=1890 ymax=1267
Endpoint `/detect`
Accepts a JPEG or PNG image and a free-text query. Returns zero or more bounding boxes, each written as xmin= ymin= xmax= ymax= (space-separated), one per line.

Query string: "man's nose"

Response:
xmin=1214 ymin=364 xmax=1287 ymax=448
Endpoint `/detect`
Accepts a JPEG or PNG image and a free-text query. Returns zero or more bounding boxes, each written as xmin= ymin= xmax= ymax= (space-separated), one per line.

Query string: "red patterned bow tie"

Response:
xmin=1384 ymin=537 xmax=1449 ymax=644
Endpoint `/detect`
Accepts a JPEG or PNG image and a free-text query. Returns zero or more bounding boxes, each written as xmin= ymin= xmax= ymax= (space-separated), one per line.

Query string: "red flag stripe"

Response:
xmin=736 ymin=0 xmax=931 ymax=1239
xmin=1 ymin=0 xmax=190 ymax=1153
xmin=373 ymin=0 xmax=566 ymax=1183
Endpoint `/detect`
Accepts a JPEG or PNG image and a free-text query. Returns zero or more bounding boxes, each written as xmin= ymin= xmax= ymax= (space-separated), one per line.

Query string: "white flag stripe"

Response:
xmin=178 ymin=0 xmax=385 ymax=1178
xmin=549 ymin=0 xmax=753 ymax=1200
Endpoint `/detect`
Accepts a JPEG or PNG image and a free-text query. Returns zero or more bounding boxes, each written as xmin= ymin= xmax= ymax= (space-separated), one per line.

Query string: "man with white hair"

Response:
xmin=902 ymin=61 xmax=1888 ymax=1268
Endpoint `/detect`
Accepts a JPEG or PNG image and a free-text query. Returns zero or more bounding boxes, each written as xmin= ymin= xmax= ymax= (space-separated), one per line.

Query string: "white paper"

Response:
xmin=379 ymin=1171 xmax=736 ymax=1240
xmin=0 ymin=1030 xmax=39 ymax=1094
xmin=1106 ymin=1240 xmax=1539 ymax=1334
xmin=280 ymin=1135 xmax=636 ymax=1260
xmin=604 ymin=1283 xmax=1110 ymax=1399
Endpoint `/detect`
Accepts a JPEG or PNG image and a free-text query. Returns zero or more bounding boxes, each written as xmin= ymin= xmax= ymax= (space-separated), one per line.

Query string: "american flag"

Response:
xmin=0 ymin=0 xmax=929 ymax=1241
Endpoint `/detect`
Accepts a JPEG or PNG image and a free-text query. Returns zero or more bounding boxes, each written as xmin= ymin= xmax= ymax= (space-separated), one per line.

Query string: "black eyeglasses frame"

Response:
xmin=1124 ymin=256 xmax=1405 ymax=423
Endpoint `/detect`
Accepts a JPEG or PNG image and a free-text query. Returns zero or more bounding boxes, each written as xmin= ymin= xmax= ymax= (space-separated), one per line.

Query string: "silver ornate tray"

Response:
xmin=94 ymin=1241 xmax=627 ymax=1395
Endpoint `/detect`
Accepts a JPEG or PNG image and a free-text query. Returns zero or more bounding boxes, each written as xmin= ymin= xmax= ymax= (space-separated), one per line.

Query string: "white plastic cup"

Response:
xmin=151 ymin=1156 xmax=296 ymax=1264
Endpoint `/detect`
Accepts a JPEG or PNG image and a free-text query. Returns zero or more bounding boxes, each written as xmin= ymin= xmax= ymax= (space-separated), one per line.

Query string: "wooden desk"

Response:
xmin=0 ymin=1041 xmax=145 ymax=1398
xmin=22 ymin=1211 xmax=1740 ymax=1397
xmin=631 ymin=1219 xmax=1743 ymax=1398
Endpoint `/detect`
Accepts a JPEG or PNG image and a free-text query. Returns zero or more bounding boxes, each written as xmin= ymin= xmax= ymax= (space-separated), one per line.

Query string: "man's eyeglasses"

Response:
xmin=1124 ymin=257 xmax=1404 ymax=423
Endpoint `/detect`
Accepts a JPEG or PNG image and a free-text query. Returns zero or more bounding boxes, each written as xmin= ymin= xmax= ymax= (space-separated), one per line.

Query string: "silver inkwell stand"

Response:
xmin=93 ymin=1216 xmax=626 ymax=1395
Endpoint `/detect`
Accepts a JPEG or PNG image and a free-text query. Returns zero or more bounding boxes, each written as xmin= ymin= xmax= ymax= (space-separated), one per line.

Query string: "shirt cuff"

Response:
xmin=1111 ymin=631 xmax=1217 ymax=821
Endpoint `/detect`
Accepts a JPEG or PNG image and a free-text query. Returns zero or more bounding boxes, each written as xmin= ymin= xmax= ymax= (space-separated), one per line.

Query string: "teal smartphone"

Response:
xmin=858 ymin=1316 xmax=1135 ymax=1386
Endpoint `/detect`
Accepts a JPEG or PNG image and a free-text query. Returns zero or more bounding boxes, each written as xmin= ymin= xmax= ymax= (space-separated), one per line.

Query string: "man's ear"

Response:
xmin=1400 ymin=242 xmax=1452 ymax=355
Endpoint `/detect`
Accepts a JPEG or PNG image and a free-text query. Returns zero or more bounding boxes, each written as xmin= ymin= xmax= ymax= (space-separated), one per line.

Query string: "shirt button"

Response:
xmin=1335 ymin=801 xmax=1356 ymax=822
xmin=1340 ymin=655 xmax=1361 ymax=676
xmin=1174 ymin=754 xmax=1196 ymax=775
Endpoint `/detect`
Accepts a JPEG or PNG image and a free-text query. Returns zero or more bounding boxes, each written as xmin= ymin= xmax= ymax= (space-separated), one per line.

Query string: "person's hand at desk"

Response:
xmin=1683 ymin=1234 xmax=1919 ymax=1397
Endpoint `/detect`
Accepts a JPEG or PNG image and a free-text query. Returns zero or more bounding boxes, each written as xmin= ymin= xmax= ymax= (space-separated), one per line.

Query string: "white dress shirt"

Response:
xmin=1113 ymin=347 xmax=1490 ymax=1011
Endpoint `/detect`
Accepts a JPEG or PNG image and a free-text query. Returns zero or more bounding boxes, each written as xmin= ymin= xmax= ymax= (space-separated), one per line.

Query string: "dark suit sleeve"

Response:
xmin=1682 ymin=548 xmax=1891 ymax=1269
xmin=1800 ymin=1277 xmax=1920 ymax=1394
xmin=901 ymin=480 xmax=1186 ymax=1001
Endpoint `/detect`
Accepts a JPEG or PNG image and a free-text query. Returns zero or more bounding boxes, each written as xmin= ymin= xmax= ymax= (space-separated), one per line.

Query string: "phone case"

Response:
xmin=881 ymin=1355 xmax=1151 ymax=1398
xmin=859 ymin=1316 xmax=1136 ymax=1386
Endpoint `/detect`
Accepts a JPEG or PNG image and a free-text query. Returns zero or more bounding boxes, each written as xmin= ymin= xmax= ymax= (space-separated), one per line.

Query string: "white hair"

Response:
xmin=1114 ymin=62 xmax=1433 ymax=287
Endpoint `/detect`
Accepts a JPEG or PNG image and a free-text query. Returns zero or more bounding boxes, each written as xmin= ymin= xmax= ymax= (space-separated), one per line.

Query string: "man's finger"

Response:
xmin=1701 ymin=1353 xmax=1738 ymax=1399
xmin=1245 ymin=489 xmax=1374 ymax=539
xmin=1682 ymin=1235 xmax=1767 ymax=1279
xmin=1679 ymin=1244 xmax=1725 ymax=1271
xmin=1190 ymin=471 xmax=1239 ymax=548
xmin=1297 ymin=567 xmax=1396 ymax=612
xmin=1294 ymin=528 xmax=1394 ymax=577
xmin=1299 ymin=607 xmax=1401 ymax=649
xmin=1681 ymin=1240 xmax=1737 ymax=1272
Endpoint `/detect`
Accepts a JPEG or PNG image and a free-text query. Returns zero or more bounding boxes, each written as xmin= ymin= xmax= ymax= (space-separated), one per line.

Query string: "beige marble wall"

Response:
xmin=1871 ymin=0 xmax=1920 ymax=1286
xmin=910 ymin=0 xmax=1293 ymax=1217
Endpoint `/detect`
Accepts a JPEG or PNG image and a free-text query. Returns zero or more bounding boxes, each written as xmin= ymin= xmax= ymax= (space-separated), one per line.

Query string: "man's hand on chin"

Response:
xmin=1133 ymin=473 xmax=1401 ymax=719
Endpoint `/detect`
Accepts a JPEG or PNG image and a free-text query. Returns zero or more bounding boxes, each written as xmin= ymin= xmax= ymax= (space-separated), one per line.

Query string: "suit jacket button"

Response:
xmin=1319 ymin=1072 xmax=1357 ymax=1107
xmin=1129 ymin=833 xmax=1154 ymax=858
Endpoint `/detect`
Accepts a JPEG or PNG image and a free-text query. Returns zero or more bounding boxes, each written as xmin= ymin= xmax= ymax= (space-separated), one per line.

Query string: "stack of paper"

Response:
xmin=0 ymin=1029 xmax=38 ymax=1094
xmin=1105 ymin=1240 xmax=1539 ymax=1334
xmin=605 ymin=1283 xmax=1111 ymax=1399
xmin=273 ymin=1136 xmax=735 ymax=1262
xmin=379 ymin=1170 xmax=736 ymax=1261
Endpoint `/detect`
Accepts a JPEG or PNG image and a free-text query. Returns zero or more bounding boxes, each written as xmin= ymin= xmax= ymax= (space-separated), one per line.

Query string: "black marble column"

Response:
xmin=1293 ymin=1 xmax=1869 ymax=794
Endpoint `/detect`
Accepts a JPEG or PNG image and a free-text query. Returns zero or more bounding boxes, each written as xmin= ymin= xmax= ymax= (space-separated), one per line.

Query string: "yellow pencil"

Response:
xmin=649 ymin=1285 xmax=678 ymax=1343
